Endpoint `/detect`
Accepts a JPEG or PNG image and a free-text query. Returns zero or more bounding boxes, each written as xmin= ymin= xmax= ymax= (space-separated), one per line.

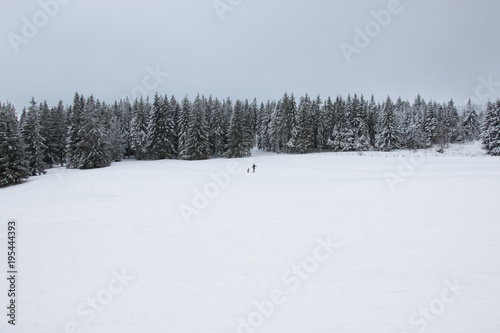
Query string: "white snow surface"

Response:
xmin=1 ymin=144 xmax=500 ymax=333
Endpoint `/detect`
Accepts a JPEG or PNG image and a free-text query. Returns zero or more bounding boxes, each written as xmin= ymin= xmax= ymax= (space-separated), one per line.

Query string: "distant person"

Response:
xmin=252 ymin=164 xmax=257 ymax=173
xmin=247 ymin=168 xmax=250 ymax=173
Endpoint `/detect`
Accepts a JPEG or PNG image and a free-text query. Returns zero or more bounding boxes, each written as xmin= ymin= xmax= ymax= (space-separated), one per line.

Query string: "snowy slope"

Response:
xmin=1 ymin=149 xmax=500 ymax=333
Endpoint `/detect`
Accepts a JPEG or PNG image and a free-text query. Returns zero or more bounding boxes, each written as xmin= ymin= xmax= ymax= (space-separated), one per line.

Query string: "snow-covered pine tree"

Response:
xmin=256 ymin=102 xmax=268 ymax=151
xmin=395 ymin=98 xmax=413 ymax=150
xmin=221 ymin=98 xmax=234 ymax=153
xmin=366 ymin=95 xmax=380 ymax=149
xmin=51 ymin=101 xmax=67 ymax=166
xmin=410 ymin=95 xmax=428 ymax=149
xmin=376 ymin=96 xmax=402 ymax=151
xmin=147 ymin=93 xmax=175 ymax=160
xmin=310 ymin=95 xmax=325 ymax=151
xmin=116 ymin=99 xmax=133 ymax=159
xmin=353 ymin=94 xmax=371 ymax=151
xmin=258 ymin=101 xmax=276 ymax=152
xmin=210 ymin=97 xmax=227 ymax=157
xmin=242 ymin=99 xmax=256 ymax=152
xmin=435 ymin=103 xmax=448 ymax=151
xmin=0 ymin=102 xmax=30 ymax=185
xmin=76 ymin=96 xmax=111 ymax=169
xmin=226 ymin=99 xmax=252 ymax=158
xmin=293 ymin=94 xmax=314 ymax=153
xmin=322 ymin=96 xmax=336 ymax=150
xmin=177 ymin=95 xmax=192 ymax=160
xmin=273 ymin=92 xmax=296 ymax=153
xmin=67 ymin=93 xmax=85 ymax=169
xmin=269 ymin=100 xmax=284 ymax=153
xmin=400 ymin=99 xmax=412 ymax=149
xmin=36 ymin=100 xmax=67 ymax=167
xmin=19 ymin=108 xmax=27 ymax=129
xmin=130 ymin=97 xmax=149 ymax=160
xmin=446 ymin=99 xmax=461 ymax=144
xmin=348 ymin=94 xmax=360 ymax=144
xmin=462 ymin=99 xmax=481 ymax=142
xmin=285 ymin=126 xmax=298 ymax=152
xmin=22 ymin=97 xmax=47 ymax=175
xmin=250 ymin=98 xmax=259 ymax=138
xmin=165 ymin=94 xmax=178 ymax=157
xmin=170 ymin=95 xmax=181 ymax=157
xmin=39 ymin=100 xmax=56 ymax=167
xmin=332 ymin=96 xmax=354 ymax=151
xmin=108 ymin=112 xmax=123 ymax=162
xmin=423 ymin=101 xmax=438 ymax=147
xmin=400 ymin=98 xmax=421 ymax=149
xmin=281 ymin=93 xmax=296 ymax=151
xmin=205 ymin=96 xmax=215 ymax=155
xmin=482 ymin=99 xmax=500 ymax=156
xmin=185 ymin=95 xmax=210 ymax=160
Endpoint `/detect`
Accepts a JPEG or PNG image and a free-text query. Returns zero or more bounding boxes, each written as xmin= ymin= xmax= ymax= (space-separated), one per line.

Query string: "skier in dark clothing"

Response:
xmin=252 ymin=164 xmax=257 ymax=173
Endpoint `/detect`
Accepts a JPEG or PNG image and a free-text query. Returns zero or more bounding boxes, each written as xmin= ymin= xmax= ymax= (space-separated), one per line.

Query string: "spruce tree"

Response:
xmin=423 ymin=101 xmax=438 ymax=147
xmin=22 ymin=97 xmax=47 ymax=175
xmin=257 ymin=102 xmax=268 ymax=151
xmin=311 ymin=95 xmax=325 ymax=151
xmin=446 ymin=99 xmax=461 ymax=143
xmin=51 ymin=101 xmax=67 ymax=166
xmin=39 ymin=100 xmax=55 ymax=167
xmin=322 ymin=96 xmax=336 ymax=150
xmin=412 ymin=95 xmax=428 ymax=149
xmin=67 ymin=93 xmax=86 ymax=169
xmin=353 ymin=94 xmax=371 ymax=151
xmin=294 ymin=94 xmax=314 ymax=153
xmin=130 ymin=97 xmax=149 ymax=160
xmin=242 ymin=99 xmax=256 ymax=153
xmin=210 ymin=97 xmax=227 ymax=157
xmin=170 ymin=95 xmax=181 ymax=157
xmin=117 ymin=99 xmax=133 ymax=159
xmin=435 ymin=104 xmax=447 ymax=151
xmin=185 ymin=95 xmax=210 ymax=160
xmin=269 ymin=100 xmax=283 ymax=153
xmin=226 ymin=99 xmax=251 ymax=158
xmin=177 ymin=96 xmax=192 ymax=159
xmin=147 ymin=93 xmax=175 ymax=160
xmin=332 ymin=96 xmax=354 ymax=151
xmin=0 ymin=102 xmax=30 ymax=185
xmin=77 ymin=96 xmax=111 ymax=169
xmin=376 ymin=96 xmax=402 ymax=151
xmin=482 ymin=99 xmax=500 ymax=156
xmin=348 ymin=94 xmax=360 ymax=144
xmin=400 ymin=99 xmax=412 ymax=149
xmin=19 ymin=108 xmax=27 ymax=129
xmin=108 ymin=113 xmax=123 ymax=162
xmin=279 ymin=93 xmax=294 ymax=150
xmin=366 ymin=95 xmax=380 ymax=149
xmin=462 ymin=99 xmax=481 ymax=142
xmin=258 ymin=101 xmax=276 ymax=152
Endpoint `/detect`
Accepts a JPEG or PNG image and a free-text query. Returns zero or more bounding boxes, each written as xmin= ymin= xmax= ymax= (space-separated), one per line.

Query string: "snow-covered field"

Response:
xmin=1 ymin=145 xmax=500 ymax=333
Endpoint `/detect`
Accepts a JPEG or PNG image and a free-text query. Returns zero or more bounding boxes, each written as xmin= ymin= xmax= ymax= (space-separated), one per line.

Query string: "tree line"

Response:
xmin=1 ymin=92 xmax=499 ymax=186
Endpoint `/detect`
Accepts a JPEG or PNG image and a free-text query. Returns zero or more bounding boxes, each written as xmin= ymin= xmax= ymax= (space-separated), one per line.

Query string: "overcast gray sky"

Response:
xmin=1 ymin=0 xmax=500 ymax=112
